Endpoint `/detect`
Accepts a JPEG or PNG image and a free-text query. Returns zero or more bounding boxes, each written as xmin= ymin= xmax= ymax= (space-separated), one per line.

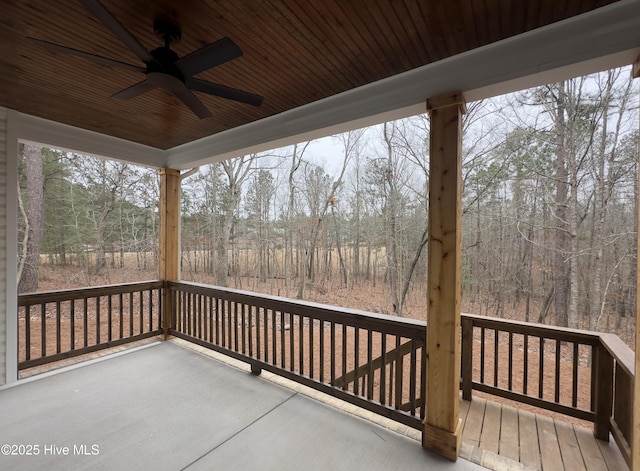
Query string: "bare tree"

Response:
xmin=215 ymin=155 xmax=258 ymax=286
xmin=297 ymin=148 xmax=350 ymax=299
xmin=18 ymin=144 xmax=44 ymax=293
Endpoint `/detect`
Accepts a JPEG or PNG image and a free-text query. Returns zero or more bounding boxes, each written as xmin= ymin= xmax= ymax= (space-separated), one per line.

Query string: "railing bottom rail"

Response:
xmin=19 ymin=330 xmax=162 ymax=370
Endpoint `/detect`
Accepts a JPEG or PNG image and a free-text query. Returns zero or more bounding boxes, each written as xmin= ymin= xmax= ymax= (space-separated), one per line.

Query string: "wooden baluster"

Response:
xmin=480 ymin=326 xmax=485 ymax=384
xmin=523 ymin=334 xmax=529 ymax=394
xmin=69 ymin=301 xmax=74 ymax=352
xmin=83 ymin=298 xmax=88 ymax=348
xmin=139 ymin=290 xmax=144 ymax=335
xmin=353 ymin=327 xmax=360 ymax=395
xmin=395 ymin=335 xmax=403 ymax=410
xmin=56 ymin=300 xmax=61 ymax=353
xmin=555 ymin=340 xmax=561 ymax=403
xmin=461 ymin=317 xmax=473 ymax=400
xmin=539 ymin=337 xmax=544 ymax=399
xmin=319 ymin=319 xmax=325 ymax=382
xmin=367 ymin=330 xmax=373 ymax=400
xmin=508 ymin=332 xmax=513 ymax=391
xmin=342 ymin=324 xmax=347 ymax=390
xmin=25 ymin=305 xmax=31 ymax=360
xmin=572 ymin=343 xmax=579 ymax=408
xmin=309 ymin=318 xmax=314 ymax=379
xmin=380 ymin=333 xmax=387 ymax=404
xmin=117 ymin=293 xmax=123 ymax=339
xmin=493 ymin=329 xmax=498 ymax=388
xmin=107 ymin=295 xmax=112 ymax=341
xmin=280 ymin=310 xmax=285 ymax=368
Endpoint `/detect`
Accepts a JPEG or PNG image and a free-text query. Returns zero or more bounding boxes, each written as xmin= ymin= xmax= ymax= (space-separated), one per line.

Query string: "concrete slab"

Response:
xmin=0 ymin=342 xmax=485 ymax=471
xmin=0 ymin=342 xmax=294 ymax=471
xmin=187 ymin=392 xmax=484 ymax=471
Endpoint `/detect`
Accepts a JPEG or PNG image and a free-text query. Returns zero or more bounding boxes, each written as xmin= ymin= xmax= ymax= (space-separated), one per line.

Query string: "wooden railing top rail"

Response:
xmin=464 ymin=313 xmax=634 ymax=373
xmin=600 ymin=332 xmax=635 ymax=376
xmin=18 ymin=280 xmax=164 ymax=306
xmin=463 ymin=312 xmax=601 ymax=346
xmin=168 ymin=281 xmax=426 ymax=339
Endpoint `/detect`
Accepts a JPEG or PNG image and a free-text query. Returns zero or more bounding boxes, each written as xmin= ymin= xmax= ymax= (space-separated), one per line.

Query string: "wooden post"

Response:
xmin=423 ymin=92 xmax=466 ymax=461
xmin=593 ymin=343 xmax=614 ymax=441
xmin=158 ymin=168 xmax=180 ymax=338
xmin=461 ymin=316 xmax=473 ymax=401
xmin=633 ymin=57 xmax=640 ymax=471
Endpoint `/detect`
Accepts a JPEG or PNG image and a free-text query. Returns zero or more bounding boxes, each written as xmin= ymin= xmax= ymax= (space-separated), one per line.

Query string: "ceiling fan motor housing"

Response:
xmin=147 ymin=47 xmax=185 ymax=88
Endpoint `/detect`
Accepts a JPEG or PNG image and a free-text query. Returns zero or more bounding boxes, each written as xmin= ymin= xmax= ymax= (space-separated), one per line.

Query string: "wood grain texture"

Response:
xmin=479 ymin=400 xmax=501 ymax=454
xmin=574 ymin=426 xmax=609 ymax=471
xmin=556 ymin=420 xmax=586 ymax=471
xmin=462 ymin=397 xmax=486 ymax=447
xmin=596 ymin=433 xmax=629 ymax=471
xmin=459 ymin=397 xmax=627 ymax=470
xmin=0 ymin=1 xmax=619 ymax=148
xmin=518 ymin=409 xmax=541 ymax=470
xmin=423 ymin=419 xmax=462 ymax=461
xmin=159 ymin=169 xmax=180 ymax=334
xmin=423 ymin=93 xmax=466 ymax=461
xmin=425 ymin=93 xmax=465 ymax=437
xmin=498 ymin=405 xmax=519 ymax=462
xmin=537 ymin=414 xmax=564 ymax=471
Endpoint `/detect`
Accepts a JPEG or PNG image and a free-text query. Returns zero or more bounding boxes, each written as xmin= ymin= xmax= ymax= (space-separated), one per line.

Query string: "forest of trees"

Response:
xmin=17 ymin=67 xmax=639 ymax=343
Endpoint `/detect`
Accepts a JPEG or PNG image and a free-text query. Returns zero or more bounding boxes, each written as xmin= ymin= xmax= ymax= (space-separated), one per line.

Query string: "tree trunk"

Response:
xmin=553 ymin=83 xmax=569 ymax=327
xmin=383 ymin=123 xmax=400 ymax=314
xmin=331 ymin=204 xmax=348 ymax=287
xmin=18 ymin=144 xmax=44 ymax=293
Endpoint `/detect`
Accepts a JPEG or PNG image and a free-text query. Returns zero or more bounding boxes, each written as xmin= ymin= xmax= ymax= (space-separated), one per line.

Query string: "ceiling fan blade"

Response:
xmin=175 ymin=37 xmax=242 ymax=76
xmin=186 ymin=78 xmax=263 ymax=106
xmin=30 ymin=38 xmax=145 ymax=74
xmin=80 ymin=0 xmax=156 ymax=65
xmin=112 ymin=80 xmax=156 ymax=99
xmin=173 ymin=88 xmax=212 ymax=119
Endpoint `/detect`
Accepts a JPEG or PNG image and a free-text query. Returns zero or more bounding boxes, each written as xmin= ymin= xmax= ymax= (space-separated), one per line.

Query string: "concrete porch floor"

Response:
xmin=0 ymin=341 xmax=484 ymax=471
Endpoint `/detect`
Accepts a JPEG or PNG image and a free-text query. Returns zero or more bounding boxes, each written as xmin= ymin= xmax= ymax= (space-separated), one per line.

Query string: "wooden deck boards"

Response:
xmin=498 ymin=405 xmax=519 ymax=462
xmin=518 ymin=409 xmax=541 ymax=469
xmin=460 ymin=398 xmax=628 ymax=471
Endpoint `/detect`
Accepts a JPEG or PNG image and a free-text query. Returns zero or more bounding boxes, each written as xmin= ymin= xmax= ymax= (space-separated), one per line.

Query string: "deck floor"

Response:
xmin=459 ymin=396 xmax=628 ymax=471
xmin=4 ymin=339 xmax=629 ymax=471
xmin=1 ymin=341 xmax=483 ymax=471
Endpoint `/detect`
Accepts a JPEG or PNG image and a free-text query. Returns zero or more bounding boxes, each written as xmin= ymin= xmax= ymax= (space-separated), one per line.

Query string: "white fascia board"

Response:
xmin=166 ymin=0 xmax=640 ymax=169
xmin=16 ymin=113 xmax=164 ymax=168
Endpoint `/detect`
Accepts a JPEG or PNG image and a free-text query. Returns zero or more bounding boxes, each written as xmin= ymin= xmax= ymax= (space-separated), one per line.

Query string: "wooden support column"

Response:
xmin=423 ymin=92 xmax=466 ymax=461
xmin=632 ymin=57 xmax=640 ymax=471
xmin=158 ymin=168 xmax=180 ymax=338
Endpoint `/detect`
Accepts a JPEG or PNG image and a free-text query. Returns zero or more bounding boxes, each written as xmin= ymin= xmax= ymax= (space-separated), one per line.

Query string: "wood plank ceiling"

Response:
xmin=0 ymin=0 xmax=620 ymax=149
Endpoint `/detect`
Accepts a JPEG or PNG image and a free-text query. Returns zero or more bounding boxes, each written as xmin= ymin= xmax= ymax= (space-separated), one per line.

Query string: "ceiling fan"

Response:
xmin=30 ymin=0 xmax=263 ymax=118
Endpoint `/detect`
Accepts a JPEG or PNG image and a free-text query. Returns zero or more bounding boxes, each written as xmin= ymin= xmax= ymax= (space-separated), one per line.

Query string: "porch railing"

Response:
xmin=18 ymin=281 xmax=163 ymax=369
xmin=17 ymin=280 xmax=634 ymax=466
xmin=461 ymin=313 xmax=634 ymax=467
xmin=167 ymin=281 xmax=426 ymax=430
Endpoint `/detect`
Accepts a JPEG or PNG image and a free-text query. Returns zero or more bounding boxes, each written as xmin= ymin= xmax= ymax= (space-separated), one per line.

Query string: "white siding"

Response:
xmin=0 ymin=107 xmax=7 ymax=384
xmin=0 ymin=107 xmax=16 ymax=385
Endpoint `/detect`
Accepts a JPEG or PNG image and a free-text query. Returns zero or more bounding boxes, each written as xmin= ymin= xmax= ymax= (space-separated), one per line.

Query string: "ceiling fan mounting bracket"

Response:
xmin=153 ymin=18 xmax=181 ymax=47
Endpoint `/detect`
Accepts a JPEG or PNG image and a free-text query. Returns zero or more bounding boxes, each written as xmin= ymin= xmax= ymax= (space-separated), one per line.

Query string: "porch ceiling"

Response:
xmin=2 ymin=1 xmax=640 ymax=168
